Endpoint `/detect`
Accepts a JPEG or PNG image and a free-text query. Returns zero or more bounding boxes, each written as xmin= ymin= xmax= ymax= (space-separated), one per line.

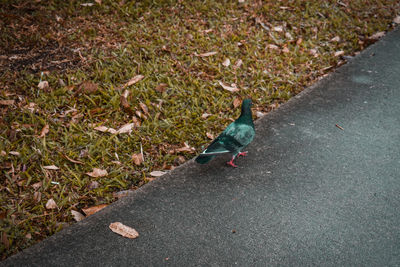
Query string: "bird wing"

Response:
xmin=200 ymin=121 xmax=254 ymax=156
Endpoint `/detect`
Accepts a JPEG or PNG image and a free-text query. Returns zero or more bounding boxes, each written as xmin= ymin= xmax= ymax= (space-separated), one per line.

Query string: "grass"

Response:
xmin=1 ymin=0 xmax=399 ymax=260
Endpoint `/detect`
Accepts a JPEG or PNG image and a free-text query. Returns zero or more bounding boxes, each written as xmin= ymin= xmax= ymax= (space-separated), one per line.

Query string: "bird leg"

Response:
xmin=237 ymin=151 xmax=248 ymax=157
xmin=227 ymin=157 xmax=238 ymax=168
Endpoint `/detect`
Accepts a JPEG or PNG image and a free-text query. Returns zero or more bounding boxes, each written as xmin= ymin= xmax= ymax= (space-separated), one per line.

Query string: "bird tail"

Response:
xmin=195 ymin=154 xmax=216 ymax=164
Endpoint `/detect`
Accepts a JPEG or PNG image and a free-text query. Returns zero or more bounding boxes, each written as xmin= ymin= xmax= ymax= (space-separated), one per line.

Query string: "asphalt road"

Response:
xmin=4 ymin=27 xmax=400 ymax=266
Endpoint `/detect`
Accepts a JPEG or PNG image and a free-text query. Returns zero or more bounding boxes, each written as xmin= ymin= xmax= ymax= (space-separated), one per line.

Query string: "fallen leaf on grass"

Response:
xmin=82 ymin=204 xmax=108 ymax=216
xmin=113 ymin=190 xmax=134 ymax=199
xmin=88 ymin=181 xmax=100 ymax=189
xmin=369 ymin=31 xmax=385 ymax=40
xmin=195 ymin=51 xmax=218 ymax=57
xmin=94 ymin=126 xmax=117 ymax=134
xmin=71 ymin=210 xmax=85 ymax=222
xmin=273 ymin=26 xmax=283 ymax=32
xmin=218 ymin=81 xmax=239 ymax=92
xmin=222 ymin=58 xmax=230 ymax=67
xmin=1 ymin=232 xmax=9 ymax=249
xmin=86 ymin=168 xmax=108 ymax=177
xmin=38 ymin=81 xmax=49 ymax=90
xmin=33 ymin=191 xmax=41 ymax=202
xmin=331 ymin=36 xmax=341 ymax=42
xmin=120 ymin=90 xmax=134 ymax=115
xmin=75 ymin=81 xmax=98 ymax=95
xmin=117 ymin=123 xmax=134 ymax=134
xmin=233 ymin=59 xmax=243 ymax=69
xmin=173 ymin=142 xmax=196 ymax=153
xmin=139 ymin=103 xmax=149 ymax=115
xmin=121 ymin=75 xmax=144 ymax=89
xmin=132 ymin=153 xmax=144 ymax=165
xmin=32 ymin=181 xmax=42 ymax=190
xmin=334 ymin=51 xmax=344 ymax=57
xmin=266 ymin=44 xmax=279 ymax=50
xmin=0 ymin=100 xmax=15 ymax=105
xmin=46 ymin=198 xmax=58 ymax=209
xmin=9 ymin=151 xmax=20 ymax=156
xmin=233 ymin=97 xmax=241 ymax=108
xmin=39 ymin=124 xmax=49 ymax=138
xmin=155 ymin=83 xmax=168 ymax=92
xmin=43 ymin=165 xmax=59 ymax=170
xmin=394 ymin=16 xmax=400 ymax=24
xmin=64 ymin=154 xmax=84 ymax=164
xmin=109 ymin=222 xmax=139 ymax=239
xmin=0 ymin=151 xmax=6 ymax=157
xmin=150 ymin=171 xmax=166 ymax=177
xmin=201 ymin=113 xmax=211 ymax=119
xmin=206 ymin=132 xmax=214 ymax=140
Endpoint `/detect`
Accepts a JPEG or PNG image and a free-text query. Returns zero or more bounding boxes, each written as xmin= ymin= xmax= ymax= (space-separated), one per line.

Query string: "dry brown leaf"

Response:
xmin=95 ymin=0 xmax=101 ymax=4
xmin=64 ymin=154 xmax=84 ymax=164
xmin=195 ymin=51 xmax=218 ymax=57
xmin=139 ymin=103 xmax=149 ymax=115
xmin=296 ymin=38 xmax=303 ymax=45
xmin=46 ymin=198 xmax=58 ymax=209
xmin=145 ymin=177 xmax=156 ymax=182
xmin=82 ymin=204 xmax=108 ymax=216
xmin=120 ymin=90 xmax=134 ymax=115
xmin=233 ymin=59 xmax=243 ymax=69
xmin=175 ymin=142 xmax=196 ymax=153
xmin=331 ymin=36 xmax=341 ymax=42
xmin=88 ymin=181 xmax=100 ymax=189
xmin=394 ymin=16 xmax=400 ymax=24
xmin=33 ymin=191 xmax=41 ymax=202
xmin=38 ymin=81 xmax=49 ymax=90
xmin=9 ymin=151 xmax=20 ymax=156
xmin=0 ymin=150 xmax=6 ymax=157
xmin=218 ymin=81 xmax=239 ymax=92
xmin=282 ymin=47 xmax=290 ymax=53
xmin=1 ymin=232 xmax=9 ymax=249
xmin=201 ymin=113 xmax=211 ymax=119
xmin=113 ymin=190 xmax=134 ymax=199
xmin=206 ymin=132 xmax=214 ymax=140
xmin=273 ymin=26 xmax=283 ymax=32
xmin=233 ymin=98 xmax=241 ymax=108
xmin=132 ymin=153 xmax=144 ymax=165
xmin=94 ymin=126 xmax=117 ymax=134
xmin=222 ymin=58 xmax=230 ymax=67
xmin=369 ymin=31 xmax=385 ymax=40
xmin=39 ymin=124 xmax=49 ymax=138
xmin=32 ymin=181 xmax=42 ymax=190
xmin=334 ymin=51 xmax=344 ymax=57
xmin=0 ymin=99 xmax=15 ymax=106
xmin=155 ymin=83 xmax=168 ymax=93
xmin=25 ymin=233 xmax=32 ymax=239
xmin=109 ymin=222 xmax=139 ymax=239
xmin=266 ymin=44 xmax=279 ymax=50
xmin=117 ymin=123 xmax=134 ymax=134
xmin=80 ymin=81 xmax=98 ymax=94
xmin=43 ymin=165 xmax=59 ymax=170
xmin=71 ymin=210 xmax=85 ymax=222
xmin=122 ymin=75 xmax=144 ymax=89
xmin=86 ymin=168 xmax=108 ymax=177
xmin=150 ymin=171 xmax=166 ymax=177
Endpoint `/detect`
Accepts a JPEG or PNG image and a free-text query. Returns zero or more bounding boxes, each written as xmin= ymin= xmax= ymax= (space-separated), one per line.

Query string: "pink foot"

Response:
xmin=237 ymin=151 xmax=248 ymax=157
xmin=227 ymin=159 xmax=238 ymax=168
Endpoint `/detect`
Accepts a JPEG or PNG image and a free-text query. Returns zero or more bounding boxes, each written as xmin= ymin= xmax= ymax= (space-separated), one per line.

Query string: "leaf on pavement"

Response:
xmin=109 ymin=222 xmax=139 ymax=239
xmin=150 ymin=171 xmax=166 ymax=177
xmin=82 ymin=204 xmax=108 ymax=216
xmin=71 ymin=210 xmax=85 ymax=222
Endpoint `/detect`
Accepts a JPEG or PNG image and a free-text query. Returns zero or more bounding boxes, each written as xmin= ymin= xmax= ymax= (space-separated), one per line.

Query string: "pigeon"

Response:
xmin=195 ymin=98 xmax=255 ymax=167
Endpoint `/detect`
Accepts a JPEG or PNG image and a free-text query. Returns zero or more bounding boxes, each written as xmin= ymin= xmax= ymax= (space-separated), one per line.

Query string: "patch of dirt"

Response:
xmin=0 ymin=44 xmax=82 ymax=72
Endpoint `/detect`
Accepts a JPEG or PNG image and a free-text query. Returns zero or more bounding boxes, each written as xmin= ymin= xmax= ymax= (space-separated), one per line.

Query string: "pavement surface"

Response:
xmin=4 ymin=27 xmax=400 ymax=266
